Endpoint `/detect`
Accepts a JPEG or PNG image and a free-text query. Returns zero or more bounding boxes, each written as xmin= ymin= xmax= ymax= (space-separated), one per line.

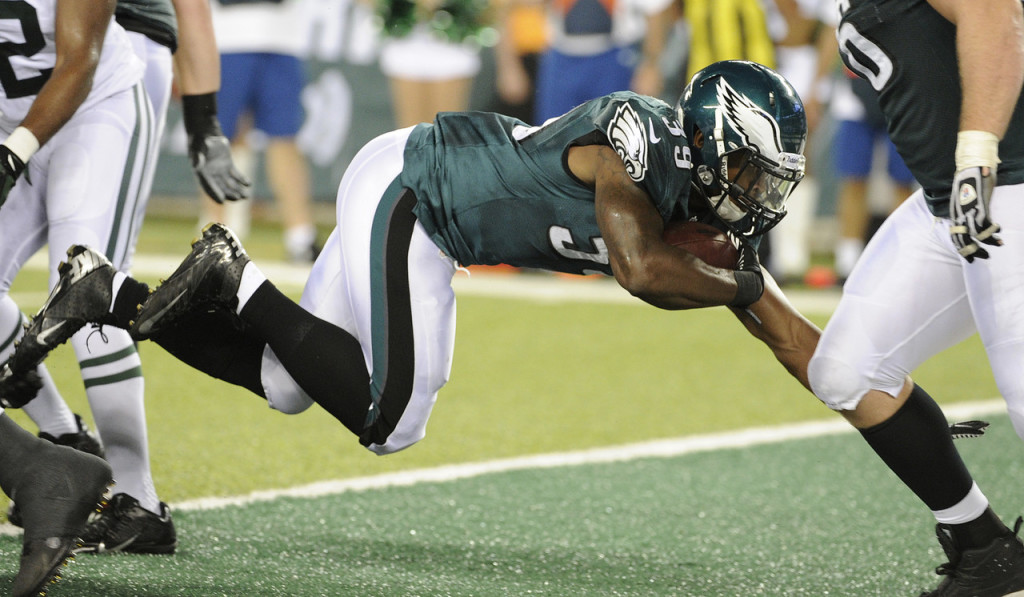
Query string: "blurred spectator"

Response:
xmin=491 ymin=0 xmax=546 ymax=123
xmin=532 ymin=0 xmax=677 ymax=123
xmin=206 ymin=0 xmax=320 ymax=264
xmin=682 ymin=0 xmax=776 ymax=80
xmin=762 ymin=0 xmax=835 ymax=284
xmin=830 ymin=70 xmax=915 ymax=282
xmin=377 ymin=0 xmax=489 ymax=127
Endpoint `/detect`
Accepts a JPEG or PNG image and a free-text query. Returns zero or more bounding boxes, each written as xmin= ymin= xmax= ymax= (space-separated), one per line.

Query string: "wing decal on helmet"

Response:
xmin=607 ymin=102 xmax=648 ymax=182
xmin=715 ymin=77 xmax=783 ymax=159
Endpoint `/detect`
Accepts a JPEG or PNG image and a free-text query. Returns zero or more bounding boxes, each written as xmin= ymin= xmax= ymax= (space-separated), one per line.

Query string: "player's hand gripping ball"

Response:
xmin=662 ymin=220 xmax=740 ymax=268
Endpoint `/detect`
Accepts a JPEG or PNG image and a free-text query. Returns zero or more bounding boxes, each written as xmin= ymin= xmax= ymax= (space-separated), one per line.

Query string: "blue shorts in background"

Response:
xmin=834 ymin=118 xmax=915 ymax=184
xmin=217 ymin=52 xmax=305 ymax=139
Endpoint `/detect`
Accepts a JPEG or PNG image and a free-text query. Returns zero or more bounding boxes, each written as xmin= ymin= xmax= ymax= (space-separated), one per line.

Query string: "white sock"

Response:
xmin=235 ymin=261 xmax=267 ymax=315
xmin=73 ymin=326 xmax=161 ymax=514
xmin=22 ymin=365 xmax=80 ymax=437
xmin=110 ymin=271 xmax=127 ymax=313
xmin=933 ymin=482 xmax=989 ymax=525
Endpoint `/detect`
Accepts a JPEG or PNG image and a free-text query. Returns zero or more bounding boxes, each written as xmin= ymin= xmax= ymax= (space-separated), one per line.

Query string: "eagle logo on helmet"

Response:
xmin=716 ymin=77 xmax=784 ymax=160
xmin=607 ymin=102 xmax=648 ymax=182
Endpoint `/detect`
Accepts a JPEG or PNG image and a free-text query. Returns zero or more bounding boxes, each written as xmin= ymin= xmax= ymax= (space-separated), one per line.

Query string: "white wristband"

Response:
xmin=955 ymin=130 xmax=1000 ymax=170
xmin=3 ymin=126 xmax=39 ymax=164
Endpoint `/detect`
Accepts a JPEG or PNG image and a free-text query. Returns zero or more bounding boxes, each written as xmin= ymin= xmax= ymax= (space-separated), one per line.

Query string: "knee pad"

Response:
xmin=260 ymin=345 xmax=314 ymax=415
xmin=808 ymin=354 xmax=871 ymax=411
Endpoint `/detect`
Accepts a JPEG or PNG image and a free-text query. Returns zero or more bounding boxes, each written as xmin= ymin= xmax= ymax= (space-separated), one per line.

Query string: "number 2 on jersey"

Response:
xmin=0 ymin=1 xmax=51 ymax=98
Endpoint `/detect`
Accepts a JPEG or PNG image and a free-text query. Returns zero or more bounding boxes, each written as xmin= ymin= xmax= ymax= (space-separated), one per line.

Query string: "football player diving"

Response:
xmin=2 ymin=62 xmax=815 ymax=461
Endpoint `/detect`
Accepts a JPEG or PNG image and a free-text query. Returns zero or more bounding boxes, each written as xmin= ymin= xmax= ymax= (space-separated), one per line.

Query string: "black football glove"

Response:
xmin=0 ymin=363 xmax=42 ymax=409
xmin=182 ymin=93 xmax=251 ymax=204
xmin=729 ymin=241 xmax=764 ymax=308
xmin=949 ymin=166 xmax=1001 ymax=262
xmin=0 ymin=144 xmax=27 ymax=209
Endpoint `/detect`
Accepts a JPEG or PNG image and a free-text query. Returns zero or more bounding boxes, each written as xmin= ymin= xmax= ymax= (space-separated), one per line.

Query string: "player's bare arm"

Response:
xmin=172 ymin=0 xmax=220 ymax=94
xmin=20 ymin=0 xmax=116 ymax=145
xmin=573 ymin=144 xmax=741 ymax=310
xmin=729 ymin=275 xmax=820 ymax=392
xmin=927 ymin=0 xmax=1024 ymax=137
xmin=173 ymin=0 xmax=251 ymax=202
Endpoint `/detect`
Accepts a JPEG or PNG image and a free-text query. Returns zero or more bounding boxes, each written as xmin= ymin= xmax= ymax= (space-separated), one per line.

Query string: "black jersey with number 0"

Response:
xmin=837 ymin=0 xmax=1024 ymax=216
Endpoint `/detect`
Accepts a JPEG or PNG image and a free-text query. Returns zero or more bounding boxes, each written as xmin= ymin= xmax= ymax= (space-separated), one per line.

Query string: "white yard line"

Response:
xmin=171 ymin=399 xmax=1006 ymax=512
xmin=0 ymin=399 xmax=1006 ymax=536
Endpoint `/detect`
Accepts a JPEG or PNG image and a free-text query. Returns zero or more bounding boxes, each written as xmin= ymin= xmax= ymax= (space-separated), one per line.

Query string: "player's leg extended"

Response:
xmin=809 ymin=191 xmax=1024 ymax=593
xmin=809 ymin=192 xmax=979 ymax=507
xmin=257 ymin=126 xmax=456 ymax=453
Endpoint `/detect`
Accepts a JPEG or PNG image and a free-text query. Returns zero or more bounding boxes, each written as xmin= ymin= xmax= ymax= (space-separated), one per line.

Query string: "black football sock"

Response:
xmin=111 ymin=276 xmax=151 ymax=328
xmin=238 ymin=280 xmax=372 ymax=435
xmin=149 ymin=309 xmax=267 ymax=397
xmin=859 ymin=384 xmax=975 ymax=512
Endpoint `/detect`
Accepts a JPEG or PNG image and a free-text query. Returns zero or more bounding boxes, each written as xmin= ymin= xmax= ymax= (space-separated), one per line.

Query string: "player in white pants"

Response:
xmin=9 ymin=0 xmax=248 ymax=554
xmin=0 ymin=0 xmax=151 ymax=460
xmin=260 ymin=126 xmax=458 ymax=453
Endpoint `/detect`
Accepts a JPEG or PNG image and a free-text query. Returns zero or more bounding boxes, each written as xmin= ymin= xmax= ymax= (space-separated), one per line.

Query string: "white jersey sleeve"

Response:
xmin=0 ymin=0 xmax=143 ymax=130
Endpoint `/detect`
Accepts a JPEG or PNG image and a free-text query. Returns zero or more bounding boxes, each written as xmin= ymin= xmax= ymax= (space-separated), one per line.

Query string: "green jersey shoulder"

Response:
xmin=403 ymin=92 xmax=694 ymax=276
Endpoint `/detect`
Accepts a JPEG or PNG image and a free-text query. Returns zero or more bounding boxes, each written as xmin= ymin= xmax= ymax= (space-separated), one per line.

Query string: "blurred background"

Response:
xmin=154 ymin=0 xmax=909 ymax=288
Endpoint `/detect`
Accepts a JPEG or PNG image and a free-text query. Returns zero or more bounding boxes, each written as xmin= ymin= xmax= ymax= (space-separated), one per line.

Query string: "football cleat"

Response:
xmin=6 ymin=245 xmax=115 ymax=377
xmin=0 ymin=365 xmax=43 ymax=409
xmin=76 ymin=493 xmax=177 ymax=555
xmin=12 ymin=444 xmax=112 ymax=597
xmin=130 ymin=222 xmax=249 ymax=340
xmin=38 ymin=413 xmax=105 ymax=458
xmin=8 ymin=414 xmax=105 ymax=528
xmin=921 ymin=517 xmax=1024 ymax=596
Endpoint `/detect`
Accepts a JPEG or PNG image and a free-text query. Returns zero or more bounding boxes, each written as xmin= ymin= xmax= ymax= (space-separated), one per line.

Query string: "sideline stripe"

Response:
xmin=172 ymin=398 xmax=1005 ymax=511
xmin=0 ymin=399 xmax=1004 ymax=537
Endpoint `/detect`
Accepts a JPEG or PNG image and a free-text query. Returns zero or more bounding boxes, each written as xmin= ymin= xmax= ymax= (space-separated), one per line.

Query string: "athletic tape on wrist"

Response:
xmin=730 ymin=270 xmax=763 ymax=308
xmin=3 ymin=126 xmax=39 ymax=163
xmin=955 ymin=130 xmax=1000 ymax=170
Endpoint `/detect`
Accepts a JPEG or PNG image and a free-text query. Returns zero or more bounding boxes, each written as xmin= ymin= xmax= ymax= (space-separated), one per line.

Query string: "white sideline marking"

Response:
xmin=0 ymin=399 xmax=1006 ymax=536
xmin=172 ymin=399 xmax=1005 ymax=512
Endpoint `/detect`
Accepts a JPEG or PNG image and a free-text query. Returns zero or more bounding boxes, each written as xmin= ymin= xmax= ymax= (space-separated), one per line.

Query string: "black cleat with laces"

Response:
xmin=76 ymin=493 xmax=177 ymax=555
xmin=130 ymin=222 xmax=249 ymax=340
xmin=5 ymin=245 xmax=114 ymax=378
xmin=921 ymin=517 xmax=1024 ymax=596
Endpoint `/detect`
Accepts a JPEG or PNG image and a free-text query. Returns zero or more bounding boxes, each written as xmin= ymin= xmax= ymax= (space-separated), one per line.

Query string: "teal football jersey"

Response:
xmin=838 ymin=0 xmax=1024 ymax=216
xmin=116 ymin=0 xmax=178 ymax=51
xmin=402 ymin=92 xmax=695 ymax=276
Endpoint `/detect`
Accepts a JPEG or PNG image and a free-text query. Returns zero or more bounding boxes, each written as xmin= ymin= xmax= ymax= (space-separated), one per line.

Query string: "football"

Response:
xmin=662 ymin=220 xmax=740 ymax=269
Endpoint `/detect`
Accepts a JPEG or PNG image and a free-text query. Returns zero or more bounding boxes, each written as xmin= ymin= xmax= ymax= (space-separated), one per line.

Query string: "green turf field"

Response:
xmin=0 ymin=213 xmax=1011 ymax=596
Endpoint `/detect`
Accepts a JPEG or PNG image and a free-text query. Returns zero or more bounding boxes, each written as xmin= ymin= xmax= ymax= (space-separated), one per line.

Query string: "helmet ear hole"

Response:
xmin=692 ymin=128 xmax=705 ymax=149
